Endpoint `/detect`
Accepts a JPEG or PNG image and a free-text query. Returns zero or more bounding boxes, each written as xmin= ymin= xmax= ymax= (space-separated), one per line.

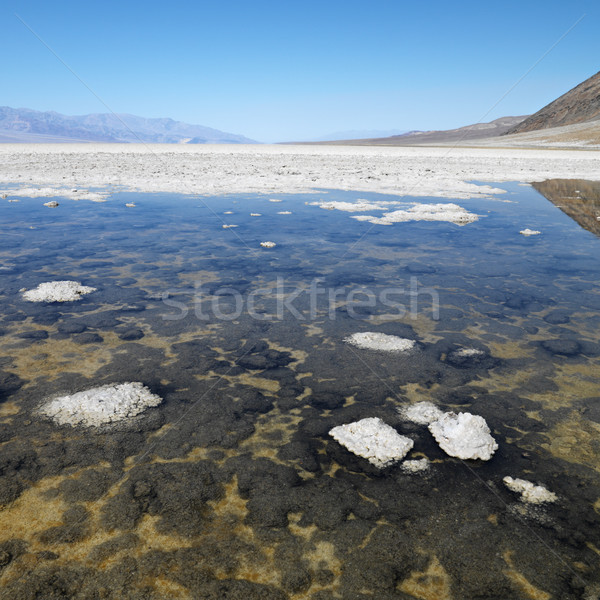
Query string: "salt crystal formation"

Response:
xmin=401 ymin=457 xmax=430 ymax=473
xmin=43 ymin=200 xmax=59 ymax=207
xmin=520 ymin=228 xmax=541 ymax=236
xmin=344 ymin=332 xmax=416 ymax=352
xmin=503 ymin=476 xmax=557 ymax=504
xmin=260 ymin=241 xmax=276 ymax=248
xmin=250 ymin=213 xmax=262 ymax=216
xmin=351 ymin=203 xmax=479 ymax=226
xmin=222 ymin=224 xmax=238 ymax=229
xmin=329 ymin=417 xmax=414 ymax=468
xmin=453 ymin=348 xmax=485 ymax=358
xmin=40 ymin=382 xmax=162 ymax=427
xmin=125 ymin=202 xmax=136 ymax=207
xmin=428 ymin=412 xmax=498 ymax=461
xmin=400 ymin=401 xmax=444 ymax=425
xmin=22 ymin=281 xmax=97 ymax=303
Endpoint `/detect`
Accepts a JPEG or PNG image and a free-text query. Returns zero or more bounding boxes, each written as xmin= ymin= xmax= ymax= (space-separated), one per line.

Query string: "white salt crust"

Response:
xmin=428 ymin=411 xmax=498 ymax=461
xmin=351 ymin=203 xmax=479 ymax=226
xmin=344 ymin=332 xmax=416 ymax=352
xmin=399 ymin=401 xmax=444 ymax=425
xmin=520 ymin=228 xmax=541 ymax=236
xmin=40 ymin=382 xmax=162 ymax=427
xmin=1 ymin=146 xmax=599 ymax=201
xmin=22 ymin=281 xmax=96 ymax=303
xmin=503 ymin=476 xmax=557 ymax=504
xmin=260 ymin=241 xmax=276 ymax=248
xmin=401 ymin=458 xmax=430 ymax=473
xmin=43 ymin=200 xmax=59 ymax=207
xmin=453 ymin=348 xmax=485 ymax=357
xmin=329 ymin=417 xmax=414 ymax=468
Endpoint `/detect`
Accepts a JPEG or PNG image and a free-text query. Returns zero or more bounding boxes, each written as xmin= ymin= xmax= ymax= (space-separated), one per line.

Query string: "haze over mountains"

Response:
xmin=0 ymin=107 xmax=257 ymax=144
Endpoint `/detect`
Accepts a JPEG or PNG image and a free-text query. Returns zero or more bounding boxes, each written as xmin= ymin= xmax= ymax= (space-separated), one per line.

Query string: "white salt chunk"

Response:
xmin=351 ymin=203 xmax=479 ymax=226
xmin=344 ymin=332 xmax=416 ymax=352
xmin=250 ymin=213 xmax=262 ymax=216
xmin=22 ymin=281 xmax=97 ymax=303
xmin=453 ymin=348 xmax=485 ymax=357
xmin=43 ymin=200 xmax=59 ymax=207
xmin=125 ymin=202 xmax=136 ymax=207
xmin=277 ymin=211 xmax=292 ymax=214
xmin=222 ymin=224 xmax=238 ymax=228
xmin=401 ymin=458 xmax=430 ymax=473
xmin=399 ymin=401 xmax=444 ymax=425
xmin=503 ymin=476 xmax=557 ymax=504
xmin=429 ymin=412 xmax=498 ymax=460
xmin=40 ymin=382 xmax=162 ymax=427
xmin=260 ymin=241 xmax=276 ymax=248
xmin=329 ymin=417 xmax=414 ymax=468
xmin=520 ymin=229 xmax=541 ymax=236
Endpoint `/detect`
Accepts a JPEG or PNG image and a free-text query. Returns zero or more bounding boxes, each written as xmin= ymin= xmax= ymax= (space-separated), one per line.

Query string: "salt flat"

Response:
xmin=1 ymin=143 xmax=599 ymax=200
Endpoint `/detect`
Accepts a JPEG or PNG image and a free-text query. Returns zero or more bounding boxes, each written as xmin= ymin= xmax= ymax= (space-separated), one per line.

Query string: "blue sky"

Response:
xmin=2 ymin=0 xmax=599 ymax=142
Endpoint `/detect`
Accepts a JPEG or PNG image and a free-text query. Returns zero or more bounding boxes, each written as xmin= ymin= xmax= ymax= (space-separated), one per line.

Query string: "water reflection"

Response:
xmin=532 ymin=179 xmax=600 ymax=238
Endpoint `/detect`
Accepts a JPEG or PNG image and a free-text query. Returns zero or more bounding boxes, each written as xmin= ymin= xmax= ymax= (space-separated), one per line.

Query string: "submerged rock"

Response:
xmin=344 ymin=332 xmax=416 ymax=352
xmin=503 ymin=476 xmax=557 ymax=504
xmin=39 ymin=382 xmax=162 ymax=427
xmin=329 ymin=417 xmax=414 ymax=468
xmin=22 ymin=281 xmax=97 ymax=303
xmin=428 ymin=411 xmax=498 ymax=460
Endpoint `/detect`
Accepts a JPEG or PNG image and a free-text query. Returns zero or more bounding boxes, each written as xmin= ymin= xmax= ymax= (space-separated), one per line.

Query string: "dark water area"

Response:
xmin=1 ymin=182 xmax=600 ymax=599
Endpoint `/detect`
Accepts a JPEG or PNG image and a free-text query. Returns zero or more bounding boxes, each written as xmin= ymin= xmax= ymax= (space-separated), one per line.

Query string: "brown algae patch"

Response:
xmin=398 ymin=555 xmax=453 ymax=600
xmin=503 ymin=551 xmax=551 ymax=600
xmin=543 ymin=412 xmax=600 ymax=472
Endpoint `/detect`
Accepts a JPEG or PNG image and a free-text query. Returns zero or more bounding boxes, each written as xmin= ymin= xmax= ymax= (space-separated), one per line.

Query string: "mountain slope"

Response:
xmin=0 ymin=107 xmax=257 ymax=144
xmin=506 ymin=71 xmax=600 ymax=135
xmin=301 ymin=116 xmax=527 ymax=146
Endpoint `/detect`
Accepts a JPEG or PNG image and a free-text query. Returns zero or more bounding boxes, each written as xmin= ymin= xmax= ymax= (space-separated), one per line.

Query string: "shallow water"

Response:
xmin=1 ymin=182 xmax=600 ymax=599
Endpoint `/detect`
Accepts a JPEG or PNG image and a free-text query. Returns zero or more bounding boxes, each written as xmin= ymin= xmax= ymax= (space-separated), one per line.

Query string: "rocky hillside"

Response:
xmin=507 ymin=70 xmax=600 ymax=135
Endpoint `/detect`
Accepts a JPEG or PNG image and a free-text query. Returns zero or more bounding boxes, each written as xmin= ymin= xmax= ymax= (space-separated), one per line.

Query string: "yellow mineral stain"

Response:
xmin=487 ymin=514 xmax=498 ymax=525
xmin=399 ymin=556 xmax=453 ymax=600
xmin=543 ymin=413 xmax=600 ymax=472
xmin=503 ymin=551 xmax=551 ymax=600
xmin=287 ymin=512 xmax=318 ymax=541
xmin=0 ymin=401 xmax=20 ymax=417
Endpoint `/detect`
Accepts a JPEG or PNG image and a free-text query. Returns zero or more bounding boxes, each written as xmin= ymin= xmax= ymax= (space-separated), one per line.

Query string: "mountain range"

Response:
xmin=0 ymin=107 xmax=257 ymax=144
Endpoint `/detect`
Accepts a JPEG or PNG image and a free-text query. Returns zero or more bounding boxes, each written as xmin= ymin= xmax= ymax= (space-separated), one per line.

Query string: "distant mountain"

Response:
xmin=506 ymin=71 xmax=600 ymax=135
xmin=0 ymin=107 xmax=257 ymax=144
xmin=301 ymin=116 xmax=528 ymax=146
xmin=312 ymin=128 xmax=409 ymax=142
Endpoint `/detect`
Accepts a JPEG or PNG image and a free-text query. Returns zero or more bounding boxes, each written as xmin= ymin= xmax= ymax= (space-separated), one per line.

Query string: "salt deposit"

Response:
xmin=351 ymin=203 xmax=479 ymax=226
xmin=0 ymin=185 xmax=109 ymax=202
xmin=428 ymin=412 xmax=498 ymax=461
xmin=277 ymin=210 xmax=292 ymax=214
xmin=453 ymin=348 xmax=485 ymax=358
xmin=309 ymin=200 xmax=399 ymax=212
xmin=520 ymin=228 xmax=541 ymax=236
xmin=260 ymin=241 xmax=276 ymax=248
xmin=125 ymin=202 xmax=136 ymax=207
xmin=39 ymin=382 xmax=162 ymax=427
xmin=22 ymin=281 xmax=97 ymax=303
xmin=250 ymin=213 xmax=261 ymax=216
xmin=222 ymin=224 xmax=238 ymax=229
xmin=401 ymin=458 xmax=430 ymax=474
xmin=329 ymin=417 xmax=414 ymax=468
xmin=43 ymin=200 xmax=59 ymax=207
xmin=399 ymin=401 xmax=444 ymax=425
xmin=503 ymin=476 xmax=557 ymax=504
xmin=1 ymin=146 xmax=599 ymax=201
xmin=344 ymin=332 xmax=416 ymax=352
